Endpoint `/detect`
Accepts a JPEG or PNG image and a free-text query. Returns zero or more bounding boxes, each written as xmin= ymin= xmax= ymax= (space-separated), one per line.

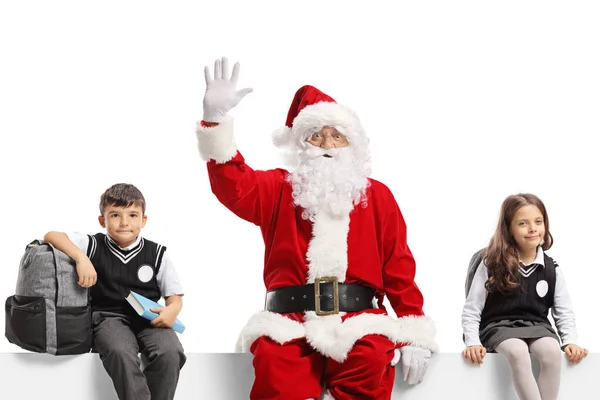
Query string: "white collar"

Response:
xmin=520 ymin=246 xmax=545 ymax=268
xmin=106 ymin=233 xmax=142 ymax=250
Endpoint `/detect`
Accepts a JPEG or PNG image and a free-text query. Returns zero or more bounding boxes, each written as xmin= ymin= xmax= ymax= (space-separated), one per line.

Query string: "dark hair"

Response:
xmin=484 ymin=193 xmax=553 ymax=293
xmin=99 ymin=183 xmax=146 ymax=215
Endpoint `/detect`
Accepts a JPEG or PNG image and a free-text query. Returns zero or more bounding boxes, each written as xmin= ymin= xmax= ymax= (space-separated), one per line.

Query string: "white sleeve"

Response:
xmin=551 ymin=267 xmax=578 ymax=346
xmin=461 ymin=262 xmax=489 ymax=347
xmin=65 ymin=231 xmax=91 ymax=254
xmin=156 ymin=250 xmax=184 ymax=297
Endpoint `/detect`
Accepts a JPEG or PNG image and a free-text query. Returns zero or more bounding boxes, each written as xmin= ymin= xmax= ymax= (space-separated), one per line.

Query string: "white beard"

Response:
xmin=283 ymin=145 xmax=372 ymax=221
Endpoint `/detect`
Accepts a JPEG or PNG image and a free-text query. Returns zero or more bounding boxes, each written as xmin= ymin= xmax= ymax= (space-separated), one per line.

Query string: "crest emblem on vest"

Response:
xmin=137 ymin=264 xmax=154 ymax=283
xmin=536 ymin=280 xmax=549 ymax=297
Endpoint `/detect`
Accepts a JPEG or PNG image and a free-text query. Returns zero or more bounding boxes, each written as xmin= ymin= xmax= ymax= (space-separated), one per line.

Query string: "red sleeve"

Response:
xmin=381 ymin=189 xmax=425 ymax=319
xmin=206 ymin=152 xmax=284 ymax=226
xmin=196 ymin=118 xmax=285 ymax=226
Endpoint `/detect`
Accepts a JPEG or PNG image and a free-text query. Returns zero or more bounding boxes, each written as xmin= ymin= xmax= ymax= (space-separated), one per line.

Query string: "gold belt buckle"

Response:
xmin=314 ymin=276 xmax=339 ymax=316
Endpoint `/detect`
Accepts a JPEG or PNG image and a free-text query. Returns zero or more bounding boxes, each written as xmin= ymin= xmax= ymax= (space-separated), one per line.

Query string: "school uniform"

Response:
xmin=462 ymin=246 xmax=578 ymax=352
xmin=68 ymin=232 xmax=186 ymax=400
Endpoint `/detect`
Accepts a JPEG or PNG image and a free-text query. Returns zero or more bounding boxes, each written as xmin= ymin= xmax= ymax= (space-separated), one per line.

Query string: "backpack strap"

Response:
xmin=26 ymin=239 xmax=44 ymax=248
xmin=20 ymin=239 xmax=44 ymax=270
xmin=39 ymin=241 xmax=62 ymax=306
xmin=49 ymin=240 xmax=91 ymax=306
xmin=465 ymin=248 xmax=485 ymax=297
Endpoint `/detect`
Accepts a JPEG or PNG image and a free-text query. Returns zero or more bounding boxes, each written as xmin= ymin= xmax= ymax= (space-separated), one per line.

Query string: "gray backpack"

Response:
xmin=5 ymin=239 xmax=92 ymax=355
xmin=465 ymin=248 xmax=485 ymax=297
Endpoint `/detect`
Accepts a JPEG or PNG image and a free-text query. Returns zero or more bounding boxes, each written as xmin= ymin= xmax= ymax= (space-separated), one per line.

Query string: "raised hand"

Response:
xmin=203 ymin=56 xmax=253 ymax=123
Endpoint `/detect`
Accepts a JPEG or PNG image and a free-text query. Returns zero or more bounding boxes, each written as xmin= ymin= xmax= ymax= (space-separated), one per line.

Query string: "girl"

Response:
xmin=461 ymin=193 xmax=587 ymax=400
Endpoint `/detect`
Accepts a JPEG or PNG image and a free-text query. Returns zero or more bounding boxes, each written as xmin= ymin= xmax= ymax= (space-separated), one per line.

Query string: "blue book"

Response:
xmin=125 ymin=290 xmax=185 ymax=334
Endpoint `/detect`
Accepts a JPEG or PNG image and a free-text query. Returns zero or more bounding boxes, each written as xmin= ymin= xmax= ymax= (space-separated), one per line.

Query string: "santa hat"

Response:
xmin=271 ymin=85 xmax=366 ymax=149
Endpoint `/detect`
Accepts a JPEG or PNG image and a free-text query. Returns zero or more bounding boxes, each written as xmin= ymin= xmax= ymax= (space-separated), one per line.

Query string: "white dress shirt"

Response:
xmin=461 ymin=246 xmax=577 ymax=347
xmin=66 ymin=231 xmax=184 ymax=298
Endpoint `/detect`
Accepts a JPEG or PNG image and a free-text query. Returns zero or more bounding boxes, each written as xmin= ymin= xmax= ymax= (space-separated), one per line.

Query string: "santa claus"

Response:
xmin=195 ymin=57 xmax=438 ymax=400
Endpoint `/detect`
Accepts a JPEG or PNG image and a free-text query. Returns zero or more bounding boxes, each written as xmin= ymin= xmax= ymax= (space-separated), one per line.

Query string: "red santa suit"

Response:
xmin=196 ymin=85 xmax=437 ymax=400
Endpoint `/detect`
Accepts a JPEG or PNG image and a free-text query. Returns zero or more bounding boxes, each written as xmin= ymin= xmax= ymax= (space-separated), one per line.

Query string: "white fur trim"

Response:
xmin=291 ymin=102 xmax=365 ymax=145
xmin=195 ymin=115 xmax=238 ymax=163
xmin=235 ymin=311 xmax=305 ymax=353
xmin=235 ymin=311 xmax=437 ymax=360
xmin=271 ymin=125 xmax=292 ymax=148
xmin=394 ymin=315 xmax=439 ymax=353
xmin=322 ymin=391 xmax=334 ymax=400
xmin=304 ymin=312 xmax=392 ymax=363
xmin=304 ymin=312 xmax=438 ymax=363
xmin=303 ymin=312 xmax=345 ymax=362
xmin=306 ymin=210 xmax=350 ymax=283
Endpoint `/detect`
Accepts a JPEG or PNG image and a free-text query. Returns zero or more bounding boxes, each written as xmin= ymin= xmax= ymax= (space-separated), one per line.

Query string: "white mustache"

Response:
xmin=301 ymin=147 xmax=345 ymax=160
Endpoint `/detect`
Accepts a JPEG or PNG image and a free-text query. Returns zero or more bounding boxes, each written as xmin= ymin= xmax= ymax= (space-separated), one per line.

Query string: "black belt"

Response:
xmin=265 ymin=277 xmax=375 ymax=315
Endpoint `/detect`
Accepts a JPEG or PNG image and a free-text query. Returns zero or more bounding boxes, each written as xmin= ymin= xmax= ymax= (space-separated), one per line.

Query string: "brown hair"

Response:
xmin=483 ymin=193 xmax=553 ymax=293
xmin=99 ymin=183 xmax=146 ymax=216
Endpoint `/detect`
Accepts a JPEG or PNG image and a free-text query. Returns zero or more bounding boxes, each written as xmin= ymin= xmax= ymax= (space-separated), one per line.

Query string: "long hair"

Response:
xmin=483 ymin=193 xmax=553 ymax=293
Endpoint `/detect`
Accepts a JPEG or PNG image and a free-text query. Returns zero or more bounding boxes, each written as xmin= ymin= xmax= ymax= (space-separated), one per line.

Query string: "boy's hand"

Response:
xmin=462 ymin=345 xmax=486 ymax=364
xmin=564 ymin=344 xmax=588 ymax=363
xmin=75 ymin=257 xmax=97 ymax=288
xmin=149 ymin=306 xmax=178 ymax=329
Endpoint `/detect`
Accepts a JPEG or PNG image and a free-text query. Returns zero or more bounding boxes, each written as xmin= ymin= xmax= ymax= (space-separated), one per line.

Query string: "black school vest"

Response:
xmin=480 ymin=254 xmax=557 ymax=330
xmin=86 ymin=233 xmax=165 ymax=313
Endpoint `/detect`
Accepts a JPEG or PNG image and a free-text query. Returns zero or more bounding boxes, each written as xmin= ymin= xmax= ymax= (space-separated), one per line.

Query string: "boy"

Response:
xmin=44 ymin=183 xmax=186 ymax=400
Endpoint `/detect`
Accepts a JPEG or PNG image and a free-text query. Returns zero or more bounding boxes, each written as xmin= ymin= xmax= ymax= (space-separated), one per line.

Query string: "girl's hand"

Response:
xmin=462 ymin=345 xmax=487 ymax=364
xmin=564 ymin=344 xmax=588 ymax=363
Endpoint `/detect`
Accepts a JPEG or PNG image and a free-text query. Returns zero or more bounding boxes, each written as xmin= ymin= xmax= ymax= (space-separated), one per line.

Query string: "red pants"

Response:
xmin=249 ymin=334 xmax=396 ymax=400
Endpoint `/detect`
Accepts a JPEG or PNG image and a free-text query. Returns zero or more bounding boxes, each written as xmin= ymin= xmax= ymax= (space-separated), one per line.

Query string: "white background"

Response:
xmin=1 ymin=0 xmax=599 ymax=355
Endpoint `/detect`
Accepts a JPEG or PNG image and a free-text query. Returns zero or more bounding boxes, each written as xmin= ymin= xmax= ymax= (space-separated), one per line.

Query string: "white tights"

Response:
xmin=495 ymin=337 xmax=562 ymax=400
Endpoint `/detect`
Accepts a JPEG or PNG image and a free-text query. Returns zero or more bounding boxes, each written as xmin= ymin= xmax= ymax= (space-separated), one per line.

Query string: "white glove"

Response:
xmin=390 ymin=348 xmax=401 ymax=366
xmin=203 ymin=57 xmax=253 ymax=123
xmin=398 ymin=346 xmax=431 ymax=385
